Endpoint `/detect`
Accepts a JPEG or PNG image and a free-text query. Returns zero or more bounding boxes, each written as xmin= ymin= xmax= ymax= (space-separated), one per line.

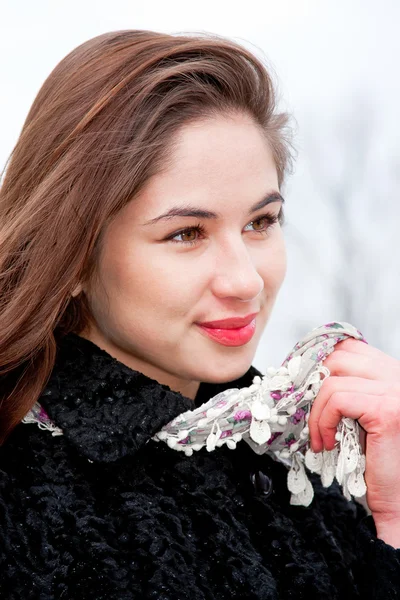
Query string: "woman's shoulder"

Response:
xmin=0 ymin=420 xmax=74 ymax=489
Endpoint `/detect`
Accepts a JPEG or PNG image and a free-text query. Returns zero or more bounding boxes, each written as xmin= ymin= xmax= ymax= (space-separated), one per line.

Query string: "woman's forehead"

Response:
xmin=128 ymin=120 xmax=279 ymax=221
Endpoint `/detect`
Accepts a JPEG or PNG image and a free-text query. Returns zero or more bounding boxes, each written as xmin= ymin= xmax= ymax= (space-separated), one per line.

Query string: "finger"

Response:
xmin=335 ymin=338 xmax=397 ymax=365
xmin=317 ymin=392 xmax=378 ymax=450
xmin=323 ymin=350 xmax=388 ymax=381
xmin=308 ymin=376 xmax=385 ymax=451
xmin=335 ymin=338 xmax=371 ymax=356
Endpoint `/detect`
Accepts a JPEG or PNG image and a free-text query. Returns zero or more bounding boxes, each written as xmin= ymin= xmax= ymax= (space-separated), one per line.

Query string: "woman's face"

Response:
xmin=79 ymin=113 xmax=287 ymax=399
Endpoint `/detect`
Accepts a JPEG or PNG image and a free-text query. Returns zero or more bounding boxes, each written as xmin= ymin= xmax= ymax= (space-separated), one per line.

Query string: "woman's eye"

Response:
xmin=252 ymin=217 xmax=268 ymax=231
xmin=168 ymin=225 xmax=205 ymax=245
xmin=244 ymin=214 xmax=279 ymax=233
xmin=175 ymin=229 xmax=198 ymax=243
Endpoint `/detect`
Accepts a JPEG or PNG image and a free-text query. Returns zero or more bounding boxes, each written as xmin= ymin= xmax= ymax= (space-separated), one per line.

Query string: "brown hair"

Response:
xmin=0 ymin=29 xmax=292 ymax=444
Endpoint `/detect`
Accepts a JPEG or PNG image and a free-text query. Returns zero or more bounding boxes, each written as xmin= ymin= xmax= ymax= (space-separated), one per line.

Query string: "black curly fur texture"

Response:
xmin=1 ymin=332 xmax=400 ymax=599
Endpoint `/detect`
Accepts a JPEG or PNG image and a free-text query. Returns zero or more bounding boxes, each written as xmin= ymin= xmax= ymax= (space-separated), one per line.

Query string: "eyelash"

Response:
xmin=166 ymin=208 xmax=285 ymax=247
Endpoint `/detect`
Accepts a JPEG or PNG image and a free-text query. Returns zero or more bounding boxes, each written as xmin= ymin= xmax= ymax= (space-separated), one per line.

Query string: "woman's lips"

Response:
xmin=196 ymin=314 xmax=257 ymax=347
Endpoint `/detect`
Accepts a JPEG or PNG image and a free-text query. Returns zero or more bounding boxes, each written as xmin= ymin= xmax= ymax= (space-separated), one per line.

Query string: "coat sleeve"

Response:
xmin=353 ymin=511 xmax=400 ymax=598
xmin=310 ymin=473 xmax=400 ymax=599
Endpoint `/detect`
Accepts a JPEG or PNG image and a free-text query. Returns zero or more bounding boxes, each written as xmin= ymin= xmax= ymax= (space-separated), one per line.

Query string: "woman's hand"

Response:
xmin=308 ymin=338 xmax=400 ymax=546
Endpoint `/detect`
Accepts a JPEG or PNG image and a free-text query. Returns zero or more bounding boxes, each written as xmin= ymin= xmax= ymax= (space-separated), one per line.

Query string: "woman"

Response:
xmin=1 ymin=29 xmax=400 ymax=599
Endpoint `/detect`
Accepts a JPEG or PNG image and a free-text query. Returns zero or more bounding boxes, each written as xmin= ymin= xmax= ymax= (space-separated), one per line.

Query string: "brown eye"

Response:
xmin=168 ymin=224 xmax=205 ymax=244
xmin=243 ymin=213 xmax=280 ymax=235
xmin=252 ymin=217 xmax=268 ymax=231
xmin=180 ymin=229 xmax=198 ymax=242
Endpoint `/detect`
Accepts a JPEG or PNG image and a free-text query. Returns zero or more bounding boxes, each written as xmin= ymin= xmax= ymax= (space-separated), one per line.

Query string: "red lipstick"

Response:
xmin=196 ymin=313 xmax=258 ymax=347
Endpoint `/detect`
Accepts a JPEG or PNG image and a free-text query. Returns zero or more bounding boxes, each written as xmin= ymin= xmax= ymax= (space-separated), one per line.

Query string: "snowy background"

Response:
xmin=1 ymin=0 xmax=399 ymax=370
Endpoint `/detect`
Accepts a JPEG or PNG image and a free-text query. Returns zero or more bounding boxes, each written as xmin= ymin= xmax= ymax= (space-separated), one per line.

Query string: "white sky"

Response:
xmin=1 ymin=0 xmax=399 ymax=367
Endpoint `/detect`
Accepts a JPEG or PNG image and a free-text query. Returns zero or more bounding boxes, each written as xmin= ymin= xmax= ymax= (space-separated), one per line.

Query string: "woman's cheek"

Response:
xmin=258 ymin=236 xmax=287 ymax=292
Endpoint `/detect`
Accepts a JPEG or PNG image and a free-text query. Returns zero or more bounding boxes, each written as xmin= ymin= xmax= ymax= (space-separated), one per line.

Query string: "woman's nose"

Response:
xmin=211 ymin=241 xmax=264 ymax=302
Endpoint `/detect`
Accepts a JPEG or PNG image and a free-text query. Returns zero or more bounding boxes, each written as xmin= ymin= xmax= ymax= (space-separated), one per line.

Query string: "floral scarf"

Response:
xmin=22 ymin=321 xmax=367 ymax=507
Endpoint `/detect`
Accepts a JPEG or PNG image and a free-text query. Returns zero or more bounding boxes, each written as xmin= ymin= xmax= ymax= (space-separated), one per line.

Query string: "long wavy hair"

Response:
xmin=0 ymin=29 xmax=292 ymax=444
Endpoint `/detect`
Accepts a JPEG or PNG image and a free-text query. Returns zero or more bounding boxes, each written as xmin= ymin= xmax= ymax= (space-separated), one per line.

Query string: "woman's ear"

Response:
xmin=71 ymin=282 xmax=84 ymax=298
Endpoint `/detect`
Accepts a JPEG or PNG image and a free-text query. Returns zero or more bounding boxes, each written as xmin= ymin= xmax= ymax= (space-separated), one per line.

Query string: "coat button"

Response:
xmin=249 ymin=469 xmax=273 ymax=497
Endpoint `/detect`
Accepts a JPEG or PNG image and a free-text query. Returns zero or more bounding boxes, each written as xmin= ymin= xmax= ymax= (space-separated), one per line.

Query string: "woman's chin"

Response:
xmin=195 ymin=354 xmax=255 ymax=385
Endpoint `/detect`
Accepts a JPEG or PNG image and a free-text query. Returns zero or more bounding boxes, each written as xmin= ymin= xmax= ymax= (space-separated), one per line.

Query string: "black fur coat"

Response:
xmin=1 ymin=332 xmax=400 ymax=599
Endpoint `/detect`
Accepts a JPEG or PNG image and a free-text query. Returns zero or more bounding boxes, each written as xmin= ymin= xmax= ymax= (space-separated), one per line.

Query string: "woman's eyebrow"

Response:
xmin=143 ymin=192 xmax=284 ymax=226
xmin=250 ymin=192 xmax=284 ymax=213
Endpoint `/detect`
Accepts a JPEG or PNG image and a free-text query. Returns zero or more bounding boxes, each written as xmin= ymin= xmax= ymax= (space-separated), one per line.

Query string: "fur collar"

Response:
xmin=40 ymin=333 xmax=259 ymax=463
